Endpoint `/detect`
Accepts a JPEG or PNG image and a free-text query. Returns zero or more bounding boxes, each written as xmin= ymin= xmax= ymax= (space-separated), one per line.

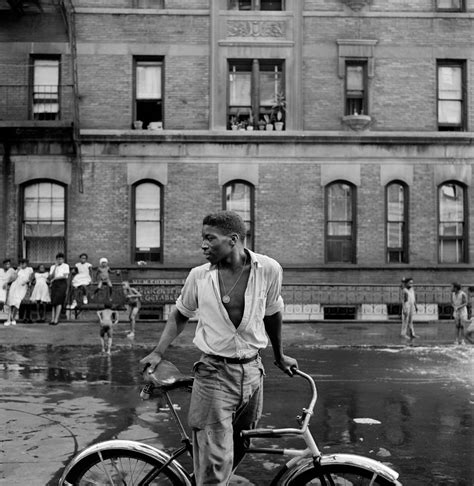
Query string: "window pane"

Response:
xmin=327 ymin=183 xmax=352 ymax=221
xmin=229 ymin=70 xmax=251 ymax=106
xmin=439 ymin=184 xmax=464 ymax=222
xmin=439 ymin=67 xmax=462 ymax=100
xmin=437 ymin=0 xmax=462 ymax=9
xmin=439 ymin=100 xmax=462 ymax=124
xmin=387 ymin=184 xmax=404 ymax=221
xmin=387 ymin=222 xmax=403 ymax=247
xmin=137 ymin=63 xmax=162 ymax=99
xmin=260 ymin=67 xmax=282 ymax=106
xmin=34 ymin=60 xmax=59 ymax=89
xmin=136 ymin=222 xmax=160 ymax=249
xmin=439 ymin=222 xmax=463 ymax=237
xmin=261 ymin=0 xmax=283 ymax=10
xmin=346 ymin=65 xmax=364 ymax=91
xmin=439 ymin=239 xmax=463 ymax=263
xmin=328 ymin=222 xmax=352 ymax=236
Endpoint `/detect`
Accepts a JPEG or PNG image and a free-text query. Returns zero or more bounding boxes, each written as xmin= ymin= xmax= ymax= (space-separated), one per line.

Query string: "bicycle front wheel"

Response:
xmin=278 ymin=464 xmax=396 ymax=485
xmin=63 ymin=448 xmax=186 ymax=485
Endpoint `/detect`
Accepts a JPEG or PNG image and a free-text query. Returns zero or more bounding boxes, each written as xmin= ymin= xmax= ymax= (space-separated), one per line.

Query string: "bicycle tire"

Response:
xmin=277 ymin=463 xmax=396 ymax=485
xmin=63 ymin=448 xmax=187 ymax=485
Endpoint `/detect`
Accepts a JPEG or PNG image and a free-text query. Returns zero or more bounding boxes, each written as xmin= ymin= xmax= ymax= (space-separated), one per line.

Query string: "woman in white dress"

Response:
xmin=71 ymin=253 xmax=92 ymax=307
xmin=0 ymin=258 xmax=16 ymax=313
xmin=30 ymin=264 xmax=51 ymax=322
xmin=6 ymin=259 xmax=34 ymax=326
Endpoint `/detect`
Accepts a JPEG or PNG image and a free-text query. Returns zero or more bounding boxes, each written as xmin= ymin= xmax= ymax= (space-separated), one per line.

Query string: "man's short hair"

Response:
xmin=452 ymin=282 xmax=461 ymax=291
xmin=203 ymin=211 xmax=247 ymax=242
xmin=2 ymin=259 xmax=11 ymax=265
xmin=56 ymin=252 xmax=65 ymax=259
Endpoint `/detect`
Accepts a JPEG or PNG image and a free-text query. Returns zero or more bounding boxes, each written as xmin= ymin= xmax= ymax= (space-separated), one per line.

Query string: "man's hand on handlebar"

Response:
xmin=139 ymin=350 xmax=163 ymax=375
xmin=274 ymin=354 xmax=298 ymax=377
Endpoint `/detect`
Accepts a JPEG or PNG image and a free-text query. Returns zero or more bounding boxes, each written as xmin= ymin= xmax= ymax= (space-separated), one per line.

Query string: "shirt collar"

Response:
xmin=207 ymin=248 xmax=261 ymax=272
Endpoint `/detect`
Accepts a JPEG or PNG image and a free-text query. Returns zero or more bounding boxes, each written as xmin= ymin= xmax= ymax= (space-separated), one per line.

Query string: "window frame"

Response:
xmin=20 ymin=179 xmax=67 ymax=265
xmin=228 ymin=0 xmax=284 ymax=10
xmin=438 ymin=181 xmax=468 ymax=264
xmin=437 ymin=60 xmax=466 ymax=131
xmin=325 ymin=181 xmax=357 ymax=264
xmin=133 ymin=57 xmax=164 ymax=130
xmin=344 ymin=60 xmax=368 ymax=116
xmin=132 ymin=179 xmax=164 ymax=264
xmin=222 ymin=180 xmax=255 ymax=250
xmin=227 ymin=58 xmax=285 ymax=129
xmin=385 ymin=181 xmax=409 ymax=264
xmin=29 ymin=55 xmax=61 ymax=121
xmin=436 ymin=0 xmax=464 ymax=12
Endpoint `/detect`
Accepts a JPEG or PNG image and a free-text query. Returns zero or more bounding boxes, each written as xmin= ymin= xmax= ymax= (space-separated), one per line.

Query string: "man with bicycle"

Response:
xmin=141 ymin=210 xmax=298 ymax=486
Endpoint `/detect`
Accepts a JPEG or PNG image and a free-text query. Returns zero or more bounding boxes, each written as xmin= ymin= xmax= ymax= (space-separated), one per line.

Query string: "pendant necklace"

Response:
xmin=218 ymin=254 xmax=247 ymax=304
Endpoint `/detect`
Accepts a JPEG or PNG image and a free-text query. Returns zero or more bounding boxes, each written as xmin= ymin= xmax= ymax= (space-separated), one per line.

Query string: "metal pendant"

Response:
xmin=222 ymin=295 xmax=231 ymax=304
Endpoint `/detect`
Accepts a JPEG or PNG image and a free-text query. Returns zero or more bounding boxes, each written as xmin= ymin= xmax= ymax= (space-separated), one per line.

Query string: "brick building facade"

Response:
xmin=1 ymin=0 xmax=473 ymax=320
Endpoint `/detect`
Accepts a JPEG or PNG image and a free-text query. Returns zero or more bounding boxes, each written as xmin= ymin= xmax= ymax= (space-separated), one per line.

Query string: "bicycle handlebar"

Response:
xmin=241 ymin=368 xmax=318 ymax=438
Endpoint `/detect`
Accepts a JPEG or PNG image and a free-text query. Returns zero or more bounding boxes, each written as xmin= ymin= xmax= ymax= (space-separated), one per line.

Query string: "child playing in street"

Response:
xmin=121 ymin=280 xmax=142 ymax=340
xmin=93 ymin=257 xmax=114 ymax=302
xmin=71 ymin=253 xmax=93 ymax=307
xmin=451 ymin=282 xmax=468 ymax=345
xmin=97 ymin=302 xmax=119 ymax=355
xmin=30 ymin=264 xmax=50 ymax=322
xmin=0 ymin=259 xmax=16 ymax=314
xmin=400 ymin=277 xmax=418 ymax=340
xmin=6 ymin=259 xmax=34 ymax=326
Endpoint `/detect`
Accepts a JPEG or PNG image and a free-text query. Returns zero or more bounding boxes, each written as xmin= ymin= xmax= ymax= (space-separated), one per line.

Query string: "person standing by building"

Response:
xmin=401 ymin=277 xmax=418 ymax=340
xmin=71 ymin=253 xmax=93 ymax=307
xmin=451 ymin=282 xmax=468 ymax=345
xmin=93 ymin=257 xmax=114 ymax=302
xmin=0 ymin=259 xmax=16 ymax=317
xmin=6 ymin=258 xmax=34 ymax=326
xmin=30 ymin=264 xmax=51 ymax=322
xmin=97 ymin=302 xmax=119 ymax=354
xmin=121 ymin=280 xmax=142 ymax=340
xmin=140 ymin=210 xmax=298 ymax=486
xmin=48 ymin=252 xmax=70 ymax=326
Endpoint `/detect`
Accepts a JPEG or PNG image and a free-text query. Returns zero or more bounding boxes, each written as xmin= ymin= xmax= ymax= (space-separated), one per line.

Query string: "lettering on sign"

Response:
xmin=130 ymin=280 xmax=185 ymax=304
xmin=227 ymin=20 xmax=286 ymax=38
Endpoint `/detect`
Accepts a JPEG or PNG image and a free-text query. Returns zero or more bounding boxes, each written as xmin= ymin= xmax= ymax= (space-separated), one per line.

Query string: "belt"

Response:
xmin=205 ymin=353 xmax=259 ymax=365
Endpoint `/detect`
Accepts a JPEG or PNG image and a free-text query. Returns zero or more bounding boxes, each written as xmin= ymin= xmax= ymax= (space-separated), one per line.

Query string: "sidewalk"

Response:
xmin=0 ymin=318 xmax=460 ymax=348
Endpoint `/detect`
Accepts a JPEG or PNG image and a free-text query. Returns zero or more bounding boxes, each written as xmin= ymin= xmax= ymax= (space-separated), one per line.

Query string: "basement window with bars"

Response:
xmin=32 ymin=58 xmax=60 ymax=121
xmin=229 ymin=0 xmax=284 ymax=10
xmin=133 ymin=181 xmax=162 ymax=263
xmin=135 ymin=59 xmax=163 ymax=130
xmin=22 ymin=181 xmax=65 ymax=264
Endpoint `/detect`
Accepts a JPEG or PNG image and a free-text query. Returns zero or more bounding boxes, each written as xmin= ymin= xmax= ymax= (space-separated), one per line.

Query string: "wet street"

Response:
xmin=1 ymin=342 xmax=473 ymax=485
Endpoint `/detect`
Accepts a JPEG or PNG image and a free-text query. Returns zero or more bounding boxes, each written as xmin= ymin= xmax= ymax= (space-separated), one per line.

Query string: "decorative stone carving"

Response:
xmin=227 ymin=20 xmax=286 ymax=38
xmin=343 ymin=0 xmax=372 ymax=11
xmin=342 ymin=114 xmax=372 ymax=131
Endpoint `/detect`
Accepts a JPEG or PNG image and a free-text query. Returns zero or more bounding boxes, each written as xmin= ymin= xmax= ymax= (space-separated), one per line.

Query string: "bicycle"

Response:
xmin=59 ymin=360 xmax=402 ymax=485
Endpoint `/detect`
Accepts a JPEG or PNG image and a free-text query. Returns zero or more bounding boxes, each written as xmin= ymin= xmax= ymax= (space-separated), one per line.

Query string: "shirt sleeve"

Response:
xmin=265 ymin=261 xmax=284 ymax=316
xmin=175 ymin=268 xmax=199 ymax=319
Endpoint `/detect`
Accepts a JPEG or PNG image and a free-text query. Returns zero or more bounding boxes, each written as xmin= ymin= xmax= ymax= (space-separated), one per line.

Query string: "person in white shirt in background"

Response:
xmin=6 ymin=258 xmax=33 ymax=326
xmin=48 ymin=252 xmax=70 ymax=326
xmin=71 ymin=253 xmax=93 ymax=308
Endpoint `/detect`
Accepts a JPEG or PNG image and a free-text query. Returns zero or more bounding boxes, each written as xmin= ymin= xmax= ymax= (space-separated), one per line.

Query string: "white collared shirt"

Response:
xmin=175 ymin=250 xmax=284 ymax=359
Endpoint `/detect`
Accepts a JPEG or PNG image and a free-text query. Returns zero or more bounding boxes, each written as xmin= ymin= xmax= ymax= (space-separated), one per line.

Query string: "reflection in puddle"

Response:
xmin=1 ymin=344 xmax=472 ymax=485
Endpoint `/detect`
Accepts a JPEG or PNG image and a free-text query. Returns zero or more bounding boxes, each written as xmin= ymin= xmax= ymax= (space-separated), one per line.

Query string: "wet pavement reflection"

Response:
xmin=1 ymin=344 xmax=472 ymax=485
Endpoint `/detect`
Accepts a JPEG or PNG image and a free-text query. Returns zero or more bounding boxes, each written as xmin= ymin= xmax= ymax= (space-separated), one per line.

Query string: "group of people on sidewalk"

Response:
xmin=400 ymin=277 xmax=474 ymax=345
xmin=0 ymin=252 xmax=143 ymax=352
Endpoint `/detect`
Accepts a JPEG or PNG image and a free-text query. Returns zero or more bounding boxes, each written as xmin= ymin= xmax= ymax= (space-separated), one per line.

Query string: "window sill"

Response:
xmin=341 ymin=114 xmax=372 ymax=131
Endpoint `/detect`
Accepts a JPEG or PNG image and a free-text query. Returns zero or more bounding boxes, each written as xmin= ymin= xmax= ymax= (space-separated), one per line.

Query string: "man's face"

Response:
xmin=3 ymin=261 xmax=10 ymax=271
xmin=406 ymin=280 xmax=413 ymax=288
xmin=201 ymin=225 xmax=234 ymax=264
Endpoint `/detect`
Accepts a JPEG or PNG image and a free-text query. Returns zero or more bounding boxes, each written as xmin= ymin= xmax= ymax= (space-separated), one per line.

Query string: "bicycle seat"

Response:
xmin=143 ymin=359 xmax=194 ymax=391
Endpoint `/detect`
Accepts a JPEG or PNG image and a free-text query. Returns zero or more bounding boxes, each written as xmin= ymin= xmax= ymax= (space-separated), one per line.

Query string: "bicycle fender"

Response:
xmin=58 ymin=439 xmax=192 ymax=486
xmin=272 ymin=453 xmax=401 ymax=485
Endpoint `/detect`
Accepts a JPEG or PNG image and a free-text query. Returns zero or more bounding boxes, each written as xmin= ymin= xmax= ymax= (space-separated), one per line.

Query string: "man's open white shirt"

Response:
xmin=175 ymin=249 xmax=284 ymax=359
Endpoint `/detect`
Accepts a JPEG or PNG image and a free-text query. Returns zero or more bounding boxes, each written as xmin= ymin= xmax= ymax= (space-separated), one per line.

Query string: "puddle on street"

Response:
xmin=1 ymin=344 xmax=472 ymax=485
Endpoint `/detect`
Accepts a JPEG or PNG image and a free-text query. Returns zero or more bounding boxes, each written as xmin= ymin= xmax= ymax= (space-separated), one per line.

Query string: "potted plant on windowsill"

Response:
xmin=133 ymin=120 xmax=143 ymax=130
xmin=264 ymin=114 xmax=273 ymax=131
xmin=271 ymin=92 xmax=286 ymax=131
xmin=258 ymin=118 xmax=266 ymax=130
xmin=341 ymin=110 xmax=372 ymax=131
xmin=246 ymin=109 xmax=255 ymax=131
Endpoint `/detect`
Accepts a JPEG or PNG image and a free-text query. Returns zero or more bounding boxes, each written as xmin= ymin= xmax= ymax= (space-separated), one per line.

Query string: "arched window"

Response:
xmin=223 ymin=180 xmax=254 ymax=249
xmin=438 ymin=182 xmax=467 ymax=263
xmin=325 ymin=181 xmax=356 ymax=263
xmin=22 ymin=181 xmax=66 ymax=263
xmin=133 ymin=181 xmax=162 ymax=263
xmin=386 ymin=182 xmax=408 ymax=263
